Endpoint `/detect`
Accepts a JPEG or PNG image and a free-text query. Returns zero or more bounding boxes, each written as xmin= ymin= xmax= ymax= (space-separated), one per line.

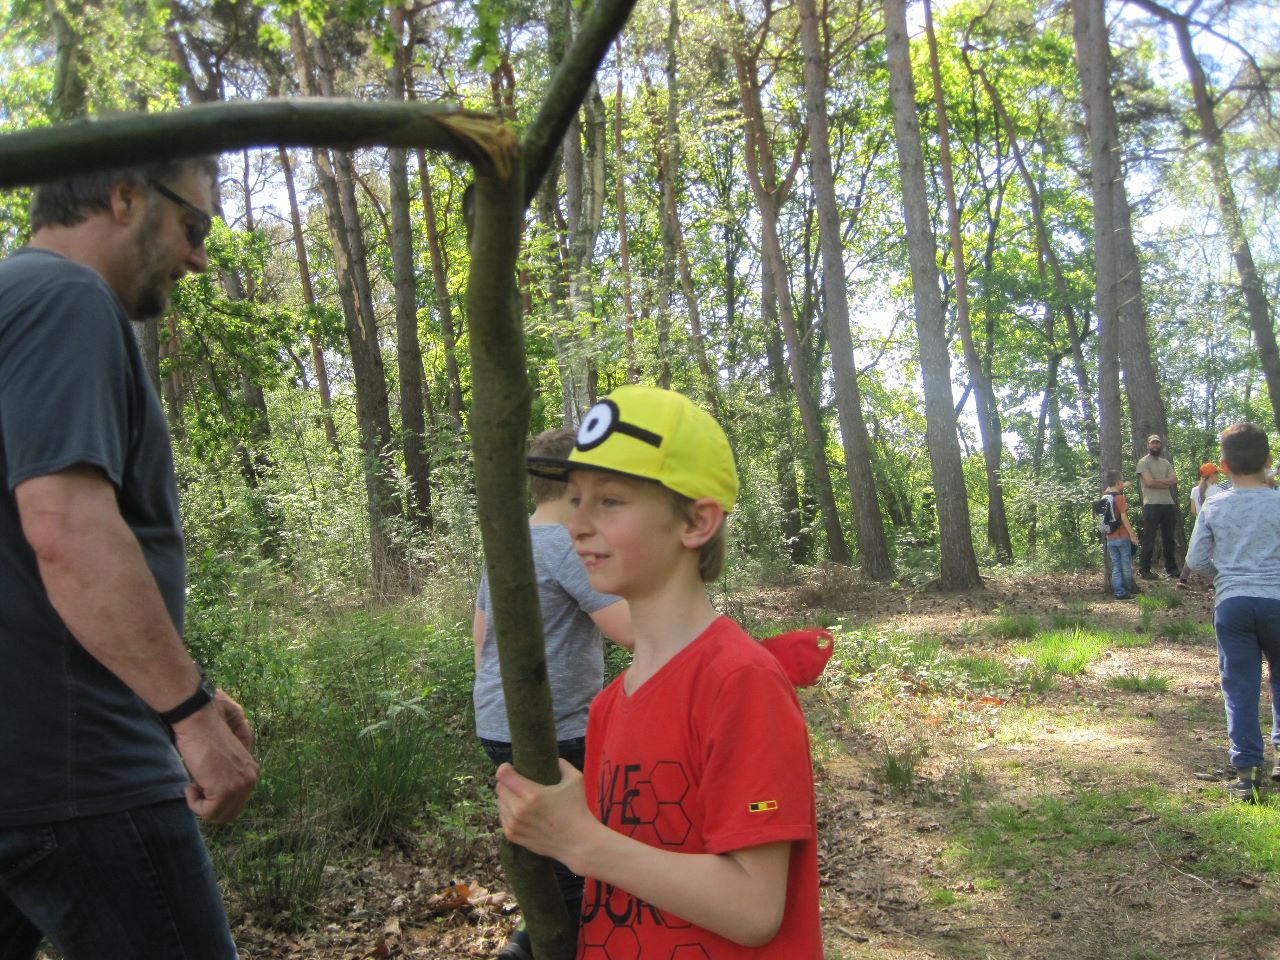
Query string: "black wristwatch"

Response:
xmin=157 ymin=669 xmax=216 ymax=727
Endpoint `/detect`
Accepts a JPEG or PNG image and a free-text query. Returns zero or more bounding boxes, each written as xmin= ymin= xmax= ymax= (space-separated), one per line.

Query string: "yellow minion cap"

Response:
xmin=532 ymin=386 xmax=738 ymax=512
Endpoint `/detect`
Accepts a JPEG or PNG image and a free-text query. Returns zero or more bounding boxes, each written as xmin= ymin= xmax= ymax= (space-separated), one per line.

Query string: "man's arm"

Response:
xmin=497 ymin=760 xmax=791 ymax=947
xmin=472 ymin=606 xmax=486 ymax=672
xmin=16 ymin=466 xmax=259 ymax=823
xmin=1138 ymin=469 xmax=1178 ymax=490
xmin=589 ymin=599 xmax=633 ymax=650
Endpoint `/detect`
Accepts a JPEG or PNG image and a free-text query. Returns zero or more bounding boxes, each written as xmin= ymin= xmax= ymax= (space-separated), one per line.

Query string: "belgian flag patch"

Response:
xmin=748 ymin=800 xmax=779 ymax=813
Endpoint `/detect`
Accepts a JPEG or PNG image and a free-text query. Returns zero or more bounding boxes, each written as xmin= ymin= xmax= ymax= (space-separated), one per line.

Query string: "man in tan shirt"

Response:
xmin=1137 ymin=434 xmax=1180 ymax=579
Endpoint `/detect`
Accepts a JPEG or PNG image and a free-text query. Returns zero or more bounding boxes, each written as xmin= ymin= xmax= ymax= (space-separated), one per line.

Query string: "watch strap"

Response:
xmin=157 ymin=670 xmax=215 ymax=727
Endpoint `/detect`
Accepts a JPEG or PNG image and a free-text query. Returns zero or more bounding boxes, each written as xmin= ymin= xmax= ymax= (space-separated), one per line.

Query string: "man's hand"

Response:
xmin=495 ymin=758 xmax=593 ymax=866
xmin=174 ymin=703 xmax=260 ymax=824
xmin=214 ymin=689 xmax=254 ymax=752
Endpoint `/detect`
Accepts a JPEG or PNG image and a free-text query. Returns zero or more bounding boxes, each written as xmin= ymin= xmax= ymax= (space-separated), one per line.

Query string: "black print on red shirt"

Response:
xmin=581 ymin=759 xmax=700 ymax=954
xmin=596 ymin=759 xmax=692 ymax=845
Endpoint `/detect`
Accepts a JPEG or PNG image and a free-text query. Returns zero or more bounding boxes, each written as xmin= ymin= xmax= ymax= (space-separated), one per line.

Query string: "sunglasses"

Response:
xmin=149 ymin=181 xmax=213 ymax=249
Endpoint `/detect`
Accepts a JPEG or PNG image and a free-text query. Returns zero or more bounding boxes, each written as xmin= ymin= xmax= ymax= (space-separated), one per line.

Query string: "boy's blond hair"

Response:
xmin=671 ymin=491 xmax=728 ymax=582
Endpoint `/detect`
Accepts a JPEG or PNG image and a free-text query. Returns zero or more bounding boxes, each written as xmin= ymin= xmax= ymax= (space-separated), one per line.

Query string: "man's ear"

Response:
xmin=109 ymin=179 xmax=145 ymax=225
xmin=1219 ymin=455 xmax=1232 ymax=476
xmin=680 ymin=498 xmax=724 ymax=549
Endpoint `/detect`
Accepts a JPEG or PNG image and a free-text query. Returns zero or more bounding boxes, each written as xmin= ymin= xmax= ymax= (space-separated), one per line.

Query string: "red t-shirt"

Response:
xmin=578 ymin=616 xmax=823 ymax=958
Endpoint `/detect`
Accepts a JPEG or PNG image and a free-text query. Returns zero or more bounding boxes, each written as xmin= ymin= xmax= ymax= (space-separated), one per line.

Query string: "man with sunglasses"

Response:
xmin=0 ymin=159 xmax=257 ymax=959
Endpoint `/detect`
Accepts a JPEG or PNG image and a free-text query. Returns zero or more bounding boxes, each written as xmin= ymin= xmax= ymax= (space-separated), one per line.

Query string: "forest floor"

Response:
xmin=220 ymin=571 xmax=1279 ymax=958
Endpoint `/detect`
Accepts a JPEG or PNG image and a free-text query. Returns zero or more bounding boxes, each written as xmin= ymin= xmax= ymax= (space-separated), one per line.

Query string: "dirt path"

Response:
xmin=225 ymin=572 xmax=1280 ymax=960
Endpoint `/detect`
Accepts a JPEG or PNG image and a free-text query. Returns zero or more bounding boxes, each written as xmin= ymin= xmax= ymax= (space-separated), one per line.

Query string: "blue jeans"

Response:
xmin=1215 ymin=596 xmax=1280 ymax=770
xmin=1107 ymin=539 xmax=1136 ymax=598
xmin=0 ymin=799 xmax=237 ymax=960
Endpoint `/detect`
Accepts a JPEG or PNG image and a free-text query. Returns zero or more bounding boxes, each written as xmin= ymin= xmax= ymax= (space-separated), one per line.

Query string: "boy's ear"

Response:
xmin=1219 ymin=455 xmax=1232 ymax=475
xmin=679 ymin=498 xmax=725 ymax=549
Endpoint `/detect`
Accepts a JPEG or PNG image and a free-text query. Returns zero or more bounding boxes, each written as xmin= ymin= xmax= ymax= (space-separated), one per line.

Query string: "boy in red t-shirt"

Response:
xmin=496 ymin=385 xmax=822 ymax=957
xmin=1102 ymin=469 xmax=1140 ymax=600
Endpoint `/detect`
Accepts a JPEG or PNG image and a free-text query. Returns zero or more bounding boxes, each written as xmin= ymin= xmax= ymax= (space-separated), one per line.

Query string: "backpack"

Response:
xmin=1092 ymin=493 xmax=1122 ymax=535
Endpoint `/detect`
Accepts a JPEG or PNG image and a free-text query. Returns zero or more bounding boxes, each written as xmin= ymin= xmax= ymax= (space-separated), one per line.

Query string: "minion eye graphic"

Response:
xmin=576 ymin=399 xmax=663 ymax=452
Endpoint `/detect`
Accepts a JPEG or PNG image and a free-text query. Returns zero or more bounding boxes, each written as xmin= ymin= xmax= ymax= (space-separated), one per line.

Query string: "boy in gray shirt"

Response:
xmin=1186 ymin=422 xmax=1280 ymax=802
xmin=472 ymin=427 xmax=631 ymax=959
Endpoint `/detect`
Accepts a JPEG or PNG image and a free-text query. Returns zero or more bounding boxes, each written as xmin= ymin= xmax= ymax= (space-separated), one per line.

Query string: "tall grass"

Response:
xmin=206 ymin=602 xmax=486 ymax=926
xmin=1015 ymin=627 xmax=1143 ymax=676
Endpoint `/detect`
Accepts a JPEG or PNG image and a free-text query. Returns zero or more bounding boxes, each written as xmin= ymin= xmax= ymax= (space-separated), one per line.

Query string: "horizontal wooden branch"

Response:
xmin=0 ymin=98 xmax=517 ymax=188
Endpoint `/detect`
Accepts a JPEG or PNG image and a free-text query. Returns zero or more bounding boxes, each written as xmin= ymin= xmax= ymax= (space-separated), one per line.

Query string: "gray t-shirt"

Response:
xmin=1185 ymin=487 xmax=1280 ymax=606
xmin=0 ymin=248 xmax=188 ymax=825
xmin=473 ymin=523 xmax=619 ymax=741
xmin=1137 ymin=453 xmax=1176 ymax=505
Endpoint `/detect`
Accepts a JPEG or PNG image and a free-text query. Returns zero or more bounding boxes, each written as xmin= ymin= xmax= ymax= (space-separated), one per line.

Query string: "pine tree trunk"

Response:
xmin=278 ymin=147 xmax=340 ymax=453
xmin=798 ymin=0 xmax=893 ymax=579
xmin=389 ymin=7 xmax=433 ymax=532
xmin=291 ymin=17 xmax=405 ymax=590
xmin=733 ymin=33 xmax=850 ymax=564
xmin=966 ymin=55 xmax=1099 ymax=461
xmin=1072 ymin=0 xmax=1125 ymax=481
xmin=1158 ymin=4 xmax=1280 ymax=432
xmin=613 ymin=40 xmax=640 ymax=384
xmin=884 ymin=0 xmax=981 ymax=589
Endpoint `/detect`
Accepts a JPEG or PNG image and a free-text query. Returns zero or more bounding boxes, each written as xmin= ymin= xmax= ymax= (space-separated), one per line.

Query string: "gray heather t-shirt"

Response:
xmin=474 ymin=524 xmax=619 ymax=741
xmin=0 ymin=248 xmax=189 ymax=825
xmin=1137 ymin=453 xmax=1176 ymax=506
xmin=1185 ymin=487 xmax=1280 ymax=607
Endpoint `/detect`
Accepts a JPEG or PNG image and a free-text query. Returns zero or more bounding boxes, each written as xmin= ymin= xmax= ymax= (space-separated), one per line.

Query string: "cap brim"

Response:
xmin=526 ymin=456 xmax=573 ymax=481
xmin=526 ymin=456 xmax=666 ymax=491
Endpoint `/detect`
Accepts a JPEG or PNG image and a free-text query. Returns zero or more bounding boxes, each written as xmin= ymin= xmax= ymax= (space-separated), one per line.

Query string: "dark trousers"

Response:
xmin=1140 ymin=503 xmax=1179 ymax=576
xmin=1215 ymin=596 xmax=1280 ymax=770
xmin=0 ymin=799 xmax=237 ymax=960
xmin=480 ymin=736 xmax=586 ymax=927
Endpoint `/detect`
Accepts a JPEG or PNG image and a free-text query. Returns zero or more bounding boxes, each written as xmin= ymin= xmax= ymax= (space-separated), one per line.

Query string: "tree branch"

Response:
xmin=520 ymin=0 xmax=639 ymax=207
xmin=0 ymin=98 xmax=514 ymax=188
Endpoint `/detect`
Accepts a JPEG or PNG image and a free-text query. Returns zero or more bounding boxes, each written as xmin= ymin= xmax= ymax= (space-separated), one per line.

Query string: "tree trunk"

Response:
xmin=415 ymin=151 xmax=467 ymax=431
xmin=1072 ymin=0 xmax=1168 ymax=470
xmin=389 ymin=6 xmax=433 ymax=532
xmin=763 ymin=265 xmax=810 ymax=563
xmin=921 ymin=12 xmax=1008 ymax=566
xmin=44 ymin=0 xmax=88 ymax=122
xmin=965 ymin=53 xmax=1099 ymax=461
xmin=278 ymin=146 xmax=340 ymax=453
xmin=1133 ymin=0 xmax=1280 ymax=432
xmin=1071 ymin=0 xmax=1125 ymax=481
xmin=613 ymin=39 xmax=640 ymax=384
xmin=732 ymin=28 xmax=850 ymax=564
xmin=291 ymin=17 xmax=405 ymax=590
xmin=798 ymin=0 xmax=893 ymax=579
xmin=659 ymin=0 xmax=718 ymax=412
xmin=884 ymin=0 xmax=981 ymax=589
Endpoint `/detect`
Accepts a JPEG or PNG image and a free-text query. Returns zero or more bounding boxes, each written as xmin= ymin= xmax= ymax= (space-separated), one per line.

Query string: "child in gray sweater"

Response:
xmin=1186 ymin=422 xmax=1280 ymax=802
